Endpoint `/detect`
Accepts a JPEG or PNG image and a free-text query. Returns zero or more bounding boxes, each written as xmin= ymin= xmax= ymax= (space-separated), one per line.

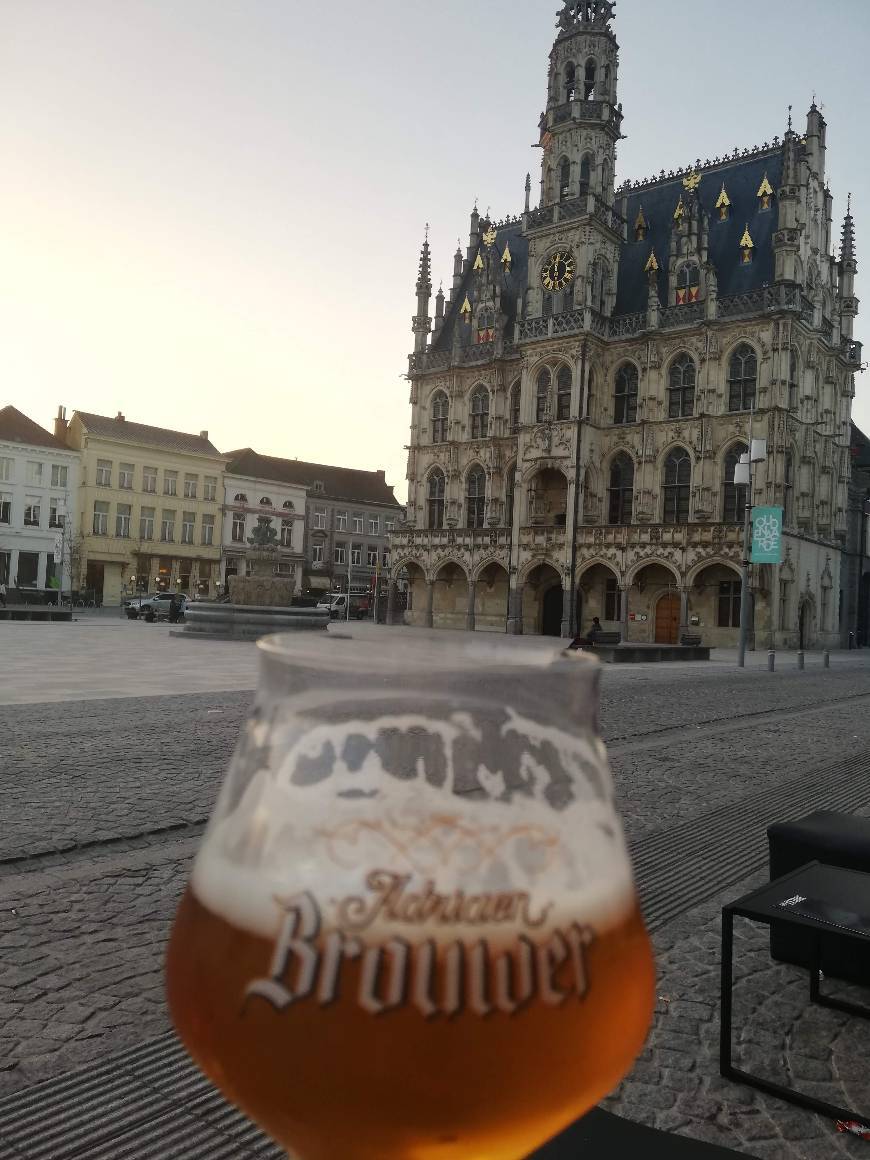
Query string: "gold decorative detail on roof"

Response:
xmin=473 ymin=251 xmax=484 ymax=271
xmin=682 ymin=170 xmax=702 ymax=192
xmin=644 ymin=249 xmax=659 ymax=273
xmin=460 ymin=294 xmax=472 ymax=316
xmin=673 ymin=195 xmax=685 ymax=222
xmin=482 ymin=225 xmax=498 ymax=248
xmin=501 ymin=242 xmax=512 ymax=268
xmin=740 ymin=225 xmax=754 ymax=249
xmin=634 ymin=205 xmax=647 ymax=240
xmin=716 ymin=183 xmax=731 ymax=209
xmin=757 ymin=173 xmax=774 ymax=198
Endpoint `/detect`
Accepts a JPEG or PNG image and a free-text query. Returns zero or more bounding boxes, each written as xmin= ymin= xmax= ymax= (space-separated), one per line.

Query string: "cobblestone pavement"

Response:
xmin=1 ymin=650 xmax=870 ymax=1158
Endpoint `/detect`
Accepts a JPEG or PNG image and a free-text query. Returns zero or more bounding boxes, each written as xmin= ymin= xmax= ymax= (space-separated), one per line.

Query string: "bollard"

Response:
xmin=767 ymin=650 xmax=776 ymax=672
xmin=797 ymin=651 xmax=805 ymax=671
xmin=824 ymin=650 xmax=830 ymax=669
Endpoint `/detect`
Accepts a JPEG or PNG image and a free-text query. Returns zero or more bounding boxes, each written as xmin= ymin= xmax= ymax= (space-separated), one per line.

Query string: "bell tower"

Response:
xmin=540 ymin=1 xmax=622 ymax=209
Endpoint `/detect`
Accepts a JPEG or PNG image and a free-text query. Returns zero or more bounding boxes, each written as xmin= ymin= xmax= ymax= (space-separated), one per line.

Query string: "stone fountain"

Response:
xmin=181 ymin=519 xmax=329 ymax=640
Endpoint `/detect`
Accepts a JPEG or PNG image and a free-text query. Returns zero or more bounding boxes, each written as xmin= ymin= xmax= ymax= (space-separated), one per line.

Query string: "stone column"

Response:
xmin=620 ymin=586 xmax=631 ymax=643
xmin=424 ymin=579 xmax=435 ymax=629
xmin=386 ymin=580 xmax=397 ymax=626
xmin=679 ymin=587 xmax=690 ymax=636
xmin=507 ymin=583 xmax=524 ymax=635
xmin=561 ymin=585 xmax=573 ymax=639
xmin=466 ymin=581 xmax=477 ymax=632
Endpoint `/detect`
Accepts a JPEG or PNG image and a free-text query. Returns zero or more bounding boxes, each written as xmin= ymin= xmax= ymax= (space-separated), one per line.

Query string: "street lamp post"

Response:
xmin=734 ymin=409 xmax=767 ymax=669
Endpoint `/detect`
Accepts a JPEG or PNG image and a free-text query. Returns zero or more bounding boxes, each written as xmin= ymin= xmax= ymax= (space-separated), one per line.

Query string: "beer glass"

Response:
xmin=166 ymin=630 xmax=654 ymax=1159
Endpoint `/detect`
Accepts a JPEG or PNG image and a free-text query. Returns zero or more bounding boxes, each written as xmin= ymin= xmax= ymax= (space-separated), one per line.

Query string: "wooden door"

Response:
xmin=655 ymin=593 xmax=680 ymax=645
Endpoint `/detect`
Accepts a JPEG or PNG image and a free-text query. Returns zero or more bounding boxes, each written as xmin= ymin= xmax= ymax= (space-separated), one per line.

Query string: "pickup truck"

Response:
xmin=125 ymin=593 xmax=189 ymax=622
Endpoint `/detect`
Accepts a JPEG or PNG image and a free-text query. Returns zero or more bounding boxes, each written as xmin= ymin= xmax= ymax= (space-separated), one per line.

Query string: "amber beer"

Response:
xmin=166 ymin=633 xmax=655 ymax=1158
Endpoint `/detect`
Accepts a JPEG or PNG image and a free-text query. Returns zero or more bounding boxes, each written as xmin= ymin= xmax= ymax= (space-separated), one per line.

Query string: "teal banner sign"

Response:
xmin=751 ymin=506 xmax=784 ymax=564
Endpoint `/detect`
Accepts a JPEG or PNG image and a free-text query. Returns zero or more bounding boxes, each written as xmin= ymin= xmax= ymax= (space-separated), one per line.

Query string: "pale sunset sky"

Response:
xmin=2 ymin=0 xmax=868 ymax=501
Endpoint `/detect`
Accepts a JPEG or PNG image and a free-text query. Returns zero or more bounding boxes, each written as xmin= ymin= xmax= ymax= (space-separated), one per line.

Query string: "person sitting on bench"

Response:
xmin=569 ymin=617 xmax=602 ymax=651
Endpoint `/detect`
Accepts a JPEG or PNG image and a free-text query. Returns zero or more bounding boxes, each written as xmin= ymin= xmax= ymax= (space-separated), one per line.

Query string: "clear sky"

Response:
xmin=2 ymin=0 xmax=868 ymax=501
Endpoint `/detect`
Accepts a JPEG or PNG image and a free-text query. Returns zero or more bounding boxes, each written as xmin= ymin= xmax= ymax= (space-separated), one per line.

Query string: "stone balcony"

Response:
xmin=574 ymin=522 xmax=744 ymax=553
xmin=389 ymin=527 xmax=512 ymax=557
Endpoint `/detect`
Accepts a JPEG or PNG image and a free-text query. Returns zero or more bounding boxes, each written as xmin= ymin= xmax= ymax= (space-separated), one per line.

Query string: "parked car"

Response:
xmin=317 ymin=594 xmax=370 ymax=620
xmin=125 ymin=593 xmax=189 ymax=622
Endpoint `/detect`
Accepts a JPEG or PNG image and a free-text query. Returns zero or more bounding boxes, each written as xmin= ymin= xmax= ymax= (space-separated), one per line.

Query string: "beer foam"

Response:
xmin=192 ymin=703 xmax=637 ymax=945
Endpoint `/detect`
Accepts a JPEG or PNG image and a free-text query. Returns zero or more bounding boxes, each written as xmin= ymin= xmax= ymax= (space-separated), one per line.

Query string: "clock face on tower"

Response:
xmin=541 ymin=250 xmax=575 ymax=292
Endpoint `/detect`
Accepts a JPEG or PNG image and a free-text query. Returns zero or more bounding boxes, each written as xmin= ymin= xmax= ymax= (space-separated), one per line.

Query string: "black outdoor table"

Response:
xmin=531 ymin=1108 xmax=749 ymax=1156
xmin=721 ymin=860 xmax=870 ymax=1124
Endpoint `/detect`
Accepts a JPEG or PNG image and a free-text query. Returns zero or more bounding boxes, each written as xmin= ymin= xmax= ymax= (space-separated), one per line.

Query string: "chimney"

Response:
xmin=54 ymin=405 xmax=68 ymax=441
xmin=115 ymin=412 xmax=125 ymax=422
xmin=200 ymin=430 xmax=209 ymax=440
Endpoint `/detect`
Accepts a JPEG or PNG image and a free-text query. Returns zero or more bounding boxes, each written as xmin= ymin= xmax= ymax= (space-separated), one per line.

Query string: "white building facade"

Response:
xmin=220 ymin=470 xmax=307 ymax=595
xmin=0 ymin=406 xmax=81 ymax=595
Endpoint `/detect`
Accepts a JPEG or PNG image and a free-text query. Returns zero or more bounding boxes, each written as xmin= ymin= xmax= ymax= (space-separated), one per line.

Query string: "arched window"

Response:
xmin=564 ymin=61 xmax=576 ymax=101
xmin=280 ymin=519 xmax=293 ymax=548
xmin=431 ymin=390 xmax=449 ymax=444
xmin=259 ymin=497 xmax=273 ymax=507
xmin=722 ymin=443 xmax=749 ymax=523
xmin=613 ymin=363 xmax=638 ymax=424
xmin=608 ymin=454 xmax=634 ymax=525
xmin=559 ymin=158 xmax=571 ymax=201
xmin=282 ymin=500 xmax=294 ymax=511
xmin=510 ymin=382 xmax=521 ymax=433
xmin=234 ymin=494 xmax=248 ymax=504
xmin=788 ymin=349 xmax=800 ymax=410
xmin=663 ymin=449 xmax=691 ymax=524
xmin=676 ymin=263 xmax=701 ymax=305
xmin=668 ymin=354 xmax=696 ymax=418
xmin=536 ymin=368 xmax=552 ymax=423
xmin=728 ymin=343 xmax=758 ymax=412
xmin=579 ymin=155 xmax=592 ymax=190
xmin=427 ymin=470 xmax=445 ymax=530
xmin=556 ymin=366 xmax=572 ymax=420
xmin=591 ymin=256 xmax=608 ymax=314
xmin=783 ymin=450 xmax=795 ymax=527
xmin=584 ymin=58 xmax=597 ymax=99
xmin=470 ymin=388 xmax=490 ymax=439
xmin=466 ymin=467 xmax=487 ymax=529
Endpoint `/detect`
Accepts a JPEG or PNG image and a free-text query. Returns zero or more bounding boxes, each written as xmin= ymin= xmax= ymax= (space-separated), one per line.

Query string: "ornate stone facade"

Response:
xmin=392 ymin=0 xmax=862 ymax=649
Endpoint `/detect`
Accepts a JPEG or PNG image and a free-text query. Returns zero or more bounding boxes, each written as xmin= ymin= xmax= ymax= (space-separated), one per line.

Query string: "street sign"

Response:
xmin=751 ymin=506 xmax=784 ymax=564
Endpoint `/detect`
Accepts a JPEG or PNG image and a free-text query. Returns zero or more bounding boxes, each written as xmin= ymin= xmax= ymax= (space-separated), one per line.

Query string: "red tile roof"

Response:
xmin=0 ymin=406 xmax=69 ymax=450
xmin=225 ymin=449 xmax=400 ymax=507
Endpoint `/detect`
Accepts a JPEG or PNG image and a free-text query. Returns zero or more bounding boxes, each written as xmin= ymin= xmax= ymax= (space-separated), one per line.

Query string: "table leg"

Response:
xmin=809 ymin=932 xmax=870 ymax=1021
xmin=720 ymin=908 xmax=735 ymax=1077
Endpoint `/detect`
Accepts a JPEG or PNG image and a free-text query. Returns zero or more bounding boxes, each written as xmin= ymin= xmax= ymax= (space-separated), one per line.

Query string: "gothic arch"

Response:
xmin=466 ymin=379 xmax=490 ymax=400
xmin=718 ymin=437 xmax=749 ymax=470
xmin=721 ymin=336 xmax=761 ymax=369
xmin=686 ymin=556 xmax=742 ymax=588
xmin=626 ymin=557 xmax=682 ymax=588
xmin=391 ymin=557 xmax=428 ymax=583
xmin=433 ymin=557 xmax=471 ymax=582
xmin=520 ymin=557 xmax=565 ymax=585
xmin=655 ymin=439 xmax=694 ymax=473
xmin=577 ymin=558 xmax=623 ymax=585
xmin=472 ymin=556 xmax=510 ymax=583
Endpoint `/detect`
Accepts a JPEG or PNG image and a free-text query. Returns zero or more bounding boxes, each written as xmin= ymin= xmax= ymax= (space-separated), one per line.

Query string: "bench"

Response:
xmin=680 ymin=633 xmax=703 ymax=647
xmin=594 ymin=631 xmax=622 ymax=646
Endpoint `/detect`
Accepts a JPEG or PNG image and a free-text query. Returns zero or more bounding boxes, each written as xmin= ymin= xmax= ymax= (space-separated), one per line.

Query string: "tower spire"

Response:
xmin=839 ymin=193 xmax=859 ymax=339
xmin=412 ymin=225 xmax=433 ymax=354
xmin=841 ymin=193 xmax=856 ymax=265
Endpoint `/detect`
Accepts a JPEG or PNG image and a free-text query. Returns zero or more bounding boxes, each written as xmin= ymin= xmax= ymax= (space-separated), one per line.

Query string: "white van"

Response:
xmin=317 ymin=594 xmax=369 ymax=620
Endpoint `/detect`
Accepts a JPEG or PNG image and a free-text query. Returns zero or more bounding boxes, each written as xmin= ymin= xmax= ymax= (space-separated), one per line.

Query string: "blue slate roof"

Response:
xmin=616 ymin=149 xmax=784 ymax=315
xmin=431 ymin=221 xmax=529 ymax=353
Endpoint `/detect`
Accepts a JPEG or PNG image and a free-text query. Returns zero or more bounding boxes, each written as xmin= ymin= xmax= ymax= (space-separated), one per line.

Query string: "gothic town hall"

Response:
xmin=390 ymin=0 xmax=862 ymax=648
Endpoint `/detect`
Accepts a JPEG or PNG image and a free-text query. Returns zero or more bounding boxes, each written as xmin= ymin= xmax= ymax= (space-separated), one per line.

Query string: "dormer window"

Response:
xmin=634 ymin=205 xmax=647 ymax=241
xmin=740 ymin=225 xmax=755 ymax=265
xmin=716 ymin=183 xmax=731 ymax=222
xmin=757 ymin=173 xmax=774 ymax=212
xmin=234 ymin=493 xmax=248 ymax=504
xmin=676 ymin=263 xmax=700 ymax=305
xmin=259 ymin=497 xmax=273 ymax=507
xmin=313 ymin=481 xmax=325 ymax=494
